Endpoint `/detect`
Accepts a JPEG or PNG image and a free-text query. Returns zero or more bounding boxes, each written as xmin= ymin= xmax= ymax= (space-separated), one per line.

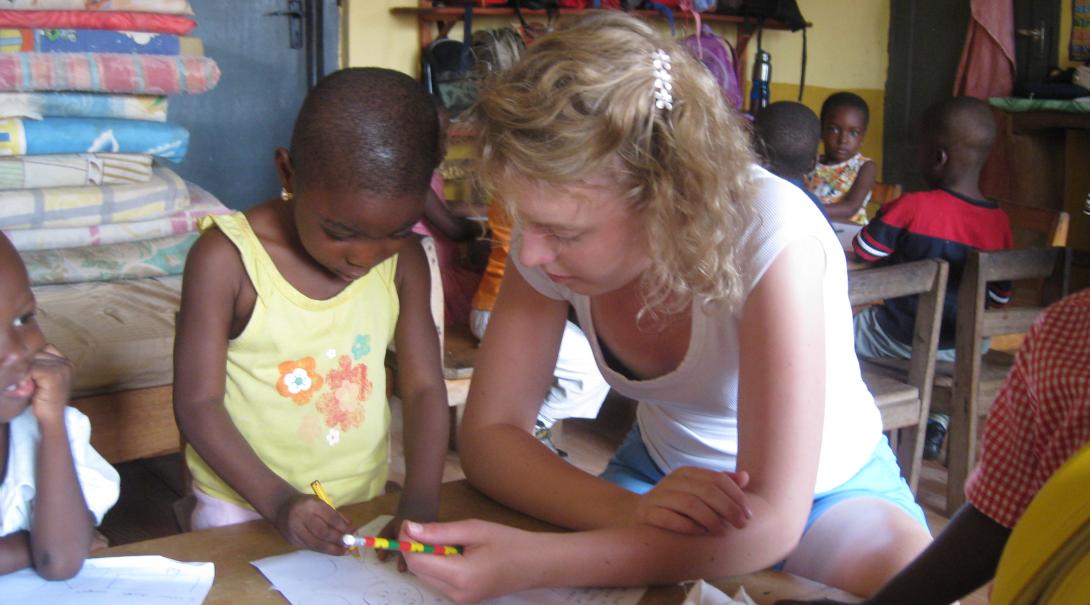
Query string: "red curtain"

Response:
xmin=954 ymin=0 xmax=1015 ymax=200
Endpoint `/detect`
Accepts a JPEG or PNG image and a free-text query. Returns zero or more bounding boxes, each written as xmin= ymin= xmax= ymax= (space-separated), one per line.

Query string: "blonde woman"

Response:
xmin=403 ymin=12 xmax=932 ymax=603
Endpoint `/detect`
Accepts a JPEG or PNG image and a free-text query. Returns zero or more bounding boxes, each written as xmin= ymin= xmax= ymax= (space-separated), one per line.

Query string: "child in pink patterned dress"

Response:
xmin=804 ymin=92 xmax=878 ymax=225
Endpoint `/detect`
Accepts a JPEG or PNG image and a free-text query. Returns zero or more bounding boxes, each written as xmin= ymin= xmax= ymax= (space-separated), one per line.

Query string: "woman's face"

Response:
xmin=509 ymin=176 xmax=651 ymax=297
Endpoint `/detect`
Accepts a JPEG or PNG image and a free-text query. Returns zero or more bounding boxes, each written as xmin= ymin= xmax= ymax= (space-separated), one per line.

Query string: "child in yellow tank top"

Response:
xmin=173 ymin=68 xmax=449 ymax=557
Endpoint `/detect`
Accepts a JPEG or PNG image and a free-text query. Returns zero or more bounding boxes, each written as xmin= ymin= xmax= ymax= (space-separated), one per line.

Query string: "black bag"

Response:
xmin=719 ymin=0 xmax=806 ymax=32
xmin=422 ymin=5 xmax=478 ymax=114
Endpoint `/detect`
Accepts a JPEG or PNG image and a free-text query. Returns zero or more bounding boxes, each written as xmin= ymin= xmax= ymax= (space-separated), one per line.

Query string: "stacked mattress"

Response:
xmin=0 ymin=0 xmax=229 ymax=396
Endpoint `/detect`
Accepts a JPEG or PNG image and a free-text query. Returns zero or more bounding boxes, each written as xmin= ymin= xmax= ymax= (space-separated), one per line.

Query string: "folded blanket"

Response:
xmin=0 ymin=10 xmax=196 ymax=34
xmin=0 ymin=28 xmax=203 ymax=56
xmin=0 ymin=92 xmax=166 ymax=121
xmin=1 ymin=0 xmax=193 ymax=14
xmin=0 ymin=52 xmax=219 ymax=95
xmin=21 ymin=230 xmax=197 ymax=285
xmin=0 ymin=164 xmax=189 ymax=229
xmin=0 ymin=117 xmax=188 ymax=161
xmin=4 ymin=180 xmax=228 ymax=250
xmin=0 ymin=153 xmax=153 ymax=190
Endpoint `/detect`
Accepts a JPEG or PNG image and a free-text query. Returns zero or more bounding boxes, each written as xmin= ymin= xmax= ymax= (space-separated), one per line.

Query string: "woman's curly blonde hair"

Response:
xmin=471 ymin=11 xmax=756 ymax=317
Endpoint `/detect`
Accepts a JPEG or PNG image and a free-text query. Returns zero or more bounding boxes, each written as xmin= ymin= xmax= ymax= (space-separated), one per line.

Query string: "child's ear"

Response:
xmin=934 ymin=147 xmax=949 ymax=171
xmin=274 ymin=147 xmax=295 ymax=194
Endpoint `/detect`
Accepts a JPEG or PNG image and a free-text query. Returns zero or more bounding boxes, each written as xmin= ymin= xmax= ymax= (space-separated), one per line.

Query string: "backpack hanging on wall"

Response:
xmin=680 ymin=27 xmax=743 ymax=110
xmin=422 ymin=5 xmax=478 ymax=114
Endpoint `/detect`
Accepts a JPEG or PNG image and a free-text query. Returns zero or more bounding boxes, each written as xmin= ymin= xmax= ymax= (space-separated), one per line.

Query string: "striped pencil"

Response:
xmin=341 ymin=534 xmax=463 ymax=556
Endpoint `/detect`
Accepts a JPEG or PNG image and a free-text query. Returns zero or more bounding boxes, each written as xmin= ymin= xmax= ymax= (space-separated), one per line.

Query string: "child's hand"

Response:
xmin=273 ymin=494 xmax=352 ymax=555
xmin=401 ymin=519 xmax=534 ymax=605
xmin=631 ymin=467 xmax=751 ymax=536
xmin=90 ymin=530 xmax=110 ymax=552
xmin=29 ymin=345 xmax=73 ymax=425
xmin=375 ymin=515 xmax=409 ymax=571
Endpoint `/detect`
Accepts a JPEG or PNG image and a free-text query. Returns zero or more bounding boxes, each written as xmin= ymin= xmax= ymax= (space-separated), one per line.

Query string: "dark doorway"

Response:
xmin=882 ymin=0 xmax=970 ymax=191
xmin=168 ymin=0 xmax=339 ymax=210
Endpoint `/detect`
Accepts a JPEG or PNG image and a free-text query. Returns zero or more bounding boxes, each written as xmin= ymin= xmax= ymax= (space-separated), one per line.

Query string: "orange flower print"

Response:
xmin=316 ymin=355 xmax=372 ymax=432
xmin=276 ymin=357 xmax=324 ymax=405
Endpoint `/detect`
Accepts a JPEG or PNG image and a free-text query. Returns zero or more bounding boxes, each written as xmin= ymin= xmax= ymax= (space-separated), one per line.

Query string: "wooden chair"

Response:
xmin=930 ymin=247 xmax=1070 ymax=515
xmin=999 ymin=200 xmax=1070 ymax=249
xmin=849 ymin=258 xmax=948 ymax=492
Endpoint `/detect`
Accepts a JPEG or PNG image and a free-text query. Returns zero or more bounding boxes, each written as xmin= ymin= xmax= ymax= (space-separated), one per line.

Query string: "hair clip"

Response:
xmin=651 ymin=49 xmax=673 ymax=111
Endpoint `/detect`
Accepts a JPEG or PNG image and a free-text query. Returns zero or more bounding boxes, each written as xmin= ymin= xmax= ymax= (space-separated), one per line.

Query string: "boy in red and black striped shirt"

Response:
xmin=851 ymin=97 xmax=1013 ymax=459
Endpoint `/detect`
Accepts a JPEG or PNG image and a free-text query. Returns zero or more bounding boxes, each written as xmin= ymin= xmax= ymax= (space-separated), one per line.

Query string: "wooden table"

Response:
xmin=98 ymin=480 xmax=859 ymax=604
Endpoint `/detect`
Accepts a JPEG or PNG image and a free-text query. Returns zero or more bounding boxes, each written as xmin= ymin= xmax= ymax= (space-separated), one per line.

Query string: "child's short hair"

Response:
xmin=753 ymin=102 xmax=820 ymax=178
xmin=471 ymin=11 xmax=755 ymax=316
xmin=820 ymin=91 xmax=870 ymax=127
xmin=921 ymin=96 xmax=996 ymax=167
xmin=290 ymin=68 xmax=439 ymax=197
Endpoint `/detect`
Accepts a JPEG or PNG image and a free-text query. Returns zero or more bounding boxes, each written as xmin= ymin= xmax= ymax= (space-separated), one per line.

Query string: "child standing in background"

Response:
xmin=413 ymin=106 xmax=485 ymax=329
xmin=804 ymin=92 xmax=877 ymax=225
xmin=173 ymin=68 xmax=450 ymax=557
xmin=0 ymin=232 xmax=119 ymax=579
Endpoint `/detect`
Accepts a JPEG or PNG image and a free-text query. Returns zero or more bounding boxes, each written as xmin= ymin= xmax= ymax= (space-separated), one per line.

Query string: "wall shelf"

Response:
xmin=391 ymin=5 xmax=802 ymax=73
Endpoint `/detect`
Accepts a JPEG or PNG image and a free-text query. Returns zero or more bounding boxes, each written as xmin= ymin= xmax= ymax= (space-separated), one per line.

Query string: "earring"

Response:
xmin=280 ymin=188 xmax=293 ymax=202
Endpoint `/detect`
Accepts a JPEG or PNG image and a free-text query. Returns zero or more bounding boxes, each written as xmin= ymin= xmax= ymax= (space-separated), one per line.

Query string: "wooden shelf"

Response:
xmin=391 ymin=6 xmax=798 ymax=31
xmin=393 ymin=5 xmax=805 ymax=92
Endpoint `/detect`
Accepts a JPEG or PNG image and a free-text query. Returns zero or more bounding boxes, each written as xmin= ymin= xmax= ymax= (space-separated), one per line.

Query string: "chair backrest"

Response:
xmin=954 ymin=247 xmax=1070 ymax=392
xmin=849 ymin=258 xmax=949 ymax=402
xmin=850 ymin=259 xmax=948 ymax=491
xmin=999 ymin=200 xmax=1070 ymax=249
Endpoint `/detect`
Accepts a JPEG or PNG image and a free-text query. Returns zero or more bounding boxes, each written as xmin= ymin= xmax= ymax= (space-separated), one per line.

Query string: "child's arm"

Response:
xmin=775 ymin=503 xmax=1010 ymax=605
xmin=390 ymin=239 xmax=450 ymax=523
xmin=423 ymin=188 xmax=483 ymax=243
xmin=173 ymin=231 xmax=349 ymax=554
xmin=0 ymin=532 xmax=32 ymax=575
xmin=26 ymin=346 xmax=95 ymax=579
xmin=824 ymin=160 xmax=877 ymax=222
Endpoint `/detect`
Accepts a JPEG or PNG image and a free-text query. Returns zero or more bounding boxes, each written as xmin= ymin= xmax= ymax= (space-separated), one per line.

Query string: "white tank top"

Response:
xmin=513 ymin=166 xmax=882 ymax=493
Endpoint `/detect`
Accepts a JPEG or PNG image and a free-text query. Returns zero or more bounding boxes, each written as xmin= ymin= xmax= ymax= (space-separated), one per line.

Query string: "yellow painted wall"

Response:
xmin=344 ymin=0 xmax=420 ymax=77
xmin=347 ymin=1 xmax=889 ymax=166
xmin=749 ymin=0 xmax=889 ymax=168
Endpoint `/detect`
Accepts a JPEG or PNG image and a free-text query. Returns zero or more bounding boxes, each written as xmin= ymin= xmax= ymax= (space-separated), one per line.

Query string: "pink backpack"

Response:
xmin=680 ymin=27 xmax=743 ymax=111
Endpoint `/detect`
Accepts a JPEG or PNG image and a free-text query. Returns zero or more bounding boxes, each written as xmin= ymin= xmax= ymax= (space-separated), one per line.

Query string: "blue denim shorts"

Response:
xmin=601 ymin=425 xmax=928 ymax=537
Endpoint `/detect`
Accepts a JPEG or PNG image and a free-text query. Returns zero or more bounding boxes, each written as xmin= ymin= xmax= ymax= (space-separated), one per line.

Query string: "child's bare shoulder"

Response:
xmin=394 ymin=237 xmax=430 ymax=289
xmin=187 ymin=226 xmax=241 ymax=273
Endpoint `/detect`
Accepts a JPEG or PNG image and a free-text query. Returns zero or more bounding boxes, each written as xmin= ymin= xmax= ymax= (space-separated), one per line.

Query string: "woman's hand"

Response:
xmin=631 ymin=467 xmax=752 ymax=535
xmin=401 ymin=519 xmax=537 ymax=605
xmin=273 ymin=494 xmax=351 ymax=555
xmin=29 ymin=345 xmax=73 ymax=425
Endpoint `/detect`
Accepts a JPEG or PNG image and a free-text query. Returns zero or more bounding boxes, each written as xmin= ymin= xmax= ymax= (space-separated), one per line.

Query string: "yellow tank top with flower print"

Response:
xmin=186 ymin=212 xmax=398 ymax=509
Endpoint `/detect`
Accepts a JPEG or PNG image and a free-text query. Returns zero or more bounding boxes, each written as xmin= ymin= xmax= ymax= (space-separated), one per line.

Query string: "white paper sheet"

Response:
xmin=0 ymin=555 xmax=214 ymax=604
xmin=832 ymin=221 xmax=863 ymax=252
xmin=681 ymin=580 xmax=757 ymax=605
xmin=252 ymin=515 xmax=646 ymax=605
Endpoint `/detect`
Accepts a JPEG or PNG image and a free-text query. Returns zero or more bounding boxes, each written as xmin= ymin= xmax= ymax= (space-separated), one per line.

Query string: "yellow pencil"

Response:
xmin=310 ymin=480 xmax=336 ymax=509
